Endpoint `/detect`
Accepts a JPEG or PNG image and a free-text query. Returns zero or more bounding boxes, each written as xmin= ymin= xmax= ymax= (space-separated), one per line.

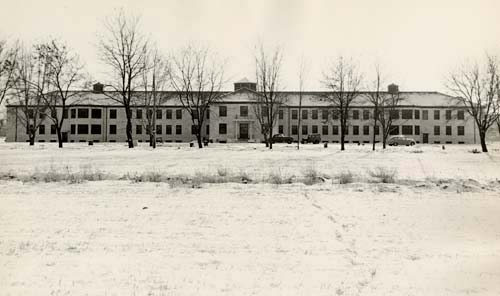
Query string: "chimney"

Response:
xmin=93 ymin=82 xmax=104 ymax=93
xmin=388 ymin=83 xmax=399 ymax=94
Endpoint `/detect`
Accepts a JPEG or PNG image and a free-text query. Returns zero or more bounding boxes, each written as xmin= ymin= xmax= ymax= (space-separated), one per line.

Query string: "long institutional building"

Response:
xmin=6 ymin=79 xmax=482 ymax=145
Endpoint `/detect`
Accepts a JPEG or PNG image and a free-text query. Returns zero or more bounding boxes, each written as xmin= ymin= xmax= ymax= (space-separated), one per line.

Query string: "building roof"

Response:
xmin=6 ymin=88 xmax=460 ymax=108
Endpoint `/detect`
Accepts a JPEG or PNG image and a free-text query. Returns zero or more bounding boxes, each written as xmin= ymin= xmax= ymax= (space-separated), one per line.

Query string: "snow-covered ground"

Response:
xmin=1 ymin=140 xmax=500 ymax=295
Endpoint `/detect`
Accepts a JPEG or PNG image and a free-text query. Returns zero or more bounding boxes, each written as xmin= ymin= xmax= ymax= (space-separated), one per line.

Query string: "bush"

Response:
xmin=338 ymin=171 xmax=354 ymax=184
xmin=368 ymin=167 xmax=397 ymax=183
xmin=303 ymin=166 xmax=324 ymax=185
xmin=268 ymin=169 xmax=294 ymax=185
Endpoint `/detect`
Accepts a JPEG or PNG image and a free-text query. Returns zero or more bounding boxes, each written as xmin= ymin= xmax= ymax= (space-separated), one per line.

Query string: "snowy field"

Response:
xmin=1 ymin=140 xmax=500 ymax=295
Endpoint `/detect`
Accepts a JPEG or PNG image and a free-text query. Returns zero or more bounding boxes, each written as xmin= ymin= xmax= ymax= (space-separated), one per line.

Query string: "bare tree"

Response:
xmin=378 ymin=87 xmax=405 ymax=149
xmin=322 ymin=56 xmax=363 ymax=151
xmin=0 ymin=39 xmax=19 ymax=106
xmin=446 ymin=54 xmax=500 ymax=152
xmin=97 ymin=9 xmax=149 ymax=148
xmin=141 ymin=46 xmax=169 ymax=148
xmin=167 ymin=45 xmax=225 ymax=149
xmin=364 ymin=63 xmax=385 ymax=151
xmin=254 ymin=44 xmax=287 ymax=149
xmin=36 ymin=39 xmax=86 ymax=148
xmin=297 ymin=55 xmax=308 ymax=149
xmin=9 ymin=45 xmax=48 ymax=145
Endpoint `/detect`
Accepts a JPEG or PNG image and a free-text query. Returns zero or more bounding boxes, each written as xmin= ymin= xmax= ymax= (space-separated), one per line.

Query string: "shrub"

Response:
xmin=268 ymin=169 xmax=294 ymax=185
xmin=303 ymin=166 xmax=324 ymax=185
xmin=338 ymin=171 xmax=354 ymax=184
xmin=368 ymin=167 xmax=397 ymax=183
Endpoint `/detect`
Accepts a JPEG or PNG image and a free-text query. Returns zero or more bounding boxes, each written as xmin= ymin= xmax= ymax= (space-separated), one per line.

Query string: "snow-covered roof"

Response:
xmin=6 ymin=88 xmax=460 ymax=108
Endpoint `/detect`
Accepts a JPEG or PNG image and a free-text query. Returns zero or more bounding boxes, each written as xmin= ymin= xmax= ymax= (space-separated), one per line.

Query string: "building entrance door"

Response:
xmin=423 ymin=133 xmax=429 ymax=144
xmin=239 ymin=123 xmax=249 ymax=140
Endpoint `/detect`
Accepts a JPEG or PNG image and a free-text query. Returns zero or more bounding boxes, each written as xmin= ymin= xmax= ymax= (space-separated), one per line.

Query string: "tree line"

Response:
xmin=0 ymin=10 xmax=499 ymax=151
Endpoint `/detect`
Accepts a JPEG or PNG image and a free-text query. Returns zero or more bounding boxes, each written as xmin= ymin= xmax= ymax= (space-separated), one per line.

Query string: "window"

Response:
xmin=147 ymin=110 xmax=153 ymax=120
xmin=389 ymin=125 xmax=399 ymax=135
xmin=292 ymin=109 xmax=298 ymax=120
xmin=71 ymin=109 xmax=76 ymax=119
xmin=206 ymin=124 xmax=210 ymax=135
xmin=279 ymin=109 xmax=284 ymax=120
xmin=146 ymin=126 xmax=151 ymax=135
xmin=402 ymin=110 xmax=413 ymax=120
xmin=457 ymin=110 xmax=464 ymax=120
xmin=332 ymin=109 xmax=339 ymax=120
xmin=301 ymin=125 xmax=308 ymax=135
xmin=206 ymin=110 xmax=210 ymax=119
xmin=414 ymin=110 xmax=420 ymax=120
xmin=291 ymin=125 xmax=298 ymax=135
xmin=166 ymin=109 xmax=172 ymax=119
xmin=422 ymin=110 xmax=428 ymax=120
xmin=109 ymin=109 xmax=117 ymax=119
xmin=193 ymin=110 xmax=199 ymax=120
xmin=77 ymin=124 xmax=88 ymax=134
xmin=70 ymin=124 xmax=75 ymax=135
xmin=446 ymin=126 xmax=452 ymax=136
xmin=434 ymin=110 xmax=440 ymax=120
xmin=374 ymin=125 xmax=379 ymax=135
xmin=302 ymin=109 xmax=308 ymax=120
xmin=352 ymin=110 xmax=359 ymax=120
xmin=176 ymin=125 xmax=182 ymax=135
xmin=363 ymin=125 xmax=369 ymax=135
xmin=191 ymin=125 xmax=198 ymax=134
xmin=39 ymin=125 xmax=45 ymax=135
xmin=136 ymin=125 xmax=142 ymax=135
xmin=312 ymin=125 xmax=318 ymax=134
xmin=344 ymin=126 xmax=349 ymax=135
xmin=322 ymin=125 xmax=328 ymax=135
xmin=176 ymin=109 xmax=182 ymax=119
xmin=156 ymin=125 xmax=162 ymax=135
xmin=332 ymin=125 xmax=339 ymax=135
xmin=78 ymin=108 xmax=89 ymax=118
xmin=110 ymin=125 xmax=116 ymax=134
xmin=389 ymin=110 xmax=399 ymax=120
xmin=156 ymin=109 xmax=162 ymax=120
xmin=240 ymin=106 xmax=248 ymax=117
xmin=218 ymin=123 xmax=227 ymax=134
xmin=279 ymin=125 xmax=284 ymax=134
xmin=457 ymin=126 xmax=465 ymax=136
xmin=91 ymin=109 xmax=102 ymax=119
xmin=434 ymin=126 xmax=440 ymax=135
xmin=322 ymin=109 xmax=328 ymax=120
xmin=51 ymin=124 xmax=56 ymax=135
xmin=219 ymin=106 xmax=227 ymax=117
xmin=353 ymin=126 xmax=359 ymax=135
xmin=50 ymin=109 xmax=57 ymax=118
xmin=63 ymin=109 xmax=68 ymax=119
xmin=91 ymin=124 xmax=101 ymax=135
xmin=414 ymin=125 xmax=420 ymax=135
xmin=136 ymin=109 xmax=142 ymax=119
xmin=446 ymin=110 xmax=452 ymax=120
xmin=363 ymin=110 xmax=370 ymax=120
xmin=166 ymin=125 xmax=172 ymax=134
xmin=402 ymin=125 xmax=412 ymax=135
xmin=312 ymin=110 xmax=318 ymax=120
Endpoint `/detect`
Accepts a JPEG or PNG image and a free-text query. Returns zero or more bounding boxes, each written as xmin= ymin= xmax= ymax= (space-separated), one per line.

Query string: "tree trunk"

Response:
xmin=382 ymin=134 xmax=387 ymax=149
xmin=197 ymin=132 xmax=203 ymax=149
xmin=340 ymin=129 xmax=345 ymax=151
xmin=29 ymin=134 xmax=35 ymax=146
xmin=57 ymin=127 xmax=63 ymax=148
xmin=126 ymin=117 xmax=134 ymax=148
xmin=269 ymin=130 xmax=273 ymax=150
xmin=479 ymin=130 xmax=488 ymax=152
xmin=372 ymin=123 xmax=376 ymax=151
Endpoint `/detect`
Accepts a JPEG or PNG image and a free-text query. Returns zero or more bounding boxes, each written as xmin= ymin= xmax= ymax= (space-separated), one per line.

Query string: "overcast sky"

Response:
xmin=1 ymin=0 xmax=499 ymax=93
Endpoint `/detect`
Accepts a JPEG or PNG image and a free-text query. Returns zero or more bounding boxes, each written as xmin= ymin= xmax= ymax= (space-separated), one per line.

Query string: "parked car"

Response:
xmin=270 ymin=133 xmax=293 ymax=144
xmin=387 ymin=135 xmax=416 ymax=146
xmin=301 ymin=134 xmax=321 ymax=144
